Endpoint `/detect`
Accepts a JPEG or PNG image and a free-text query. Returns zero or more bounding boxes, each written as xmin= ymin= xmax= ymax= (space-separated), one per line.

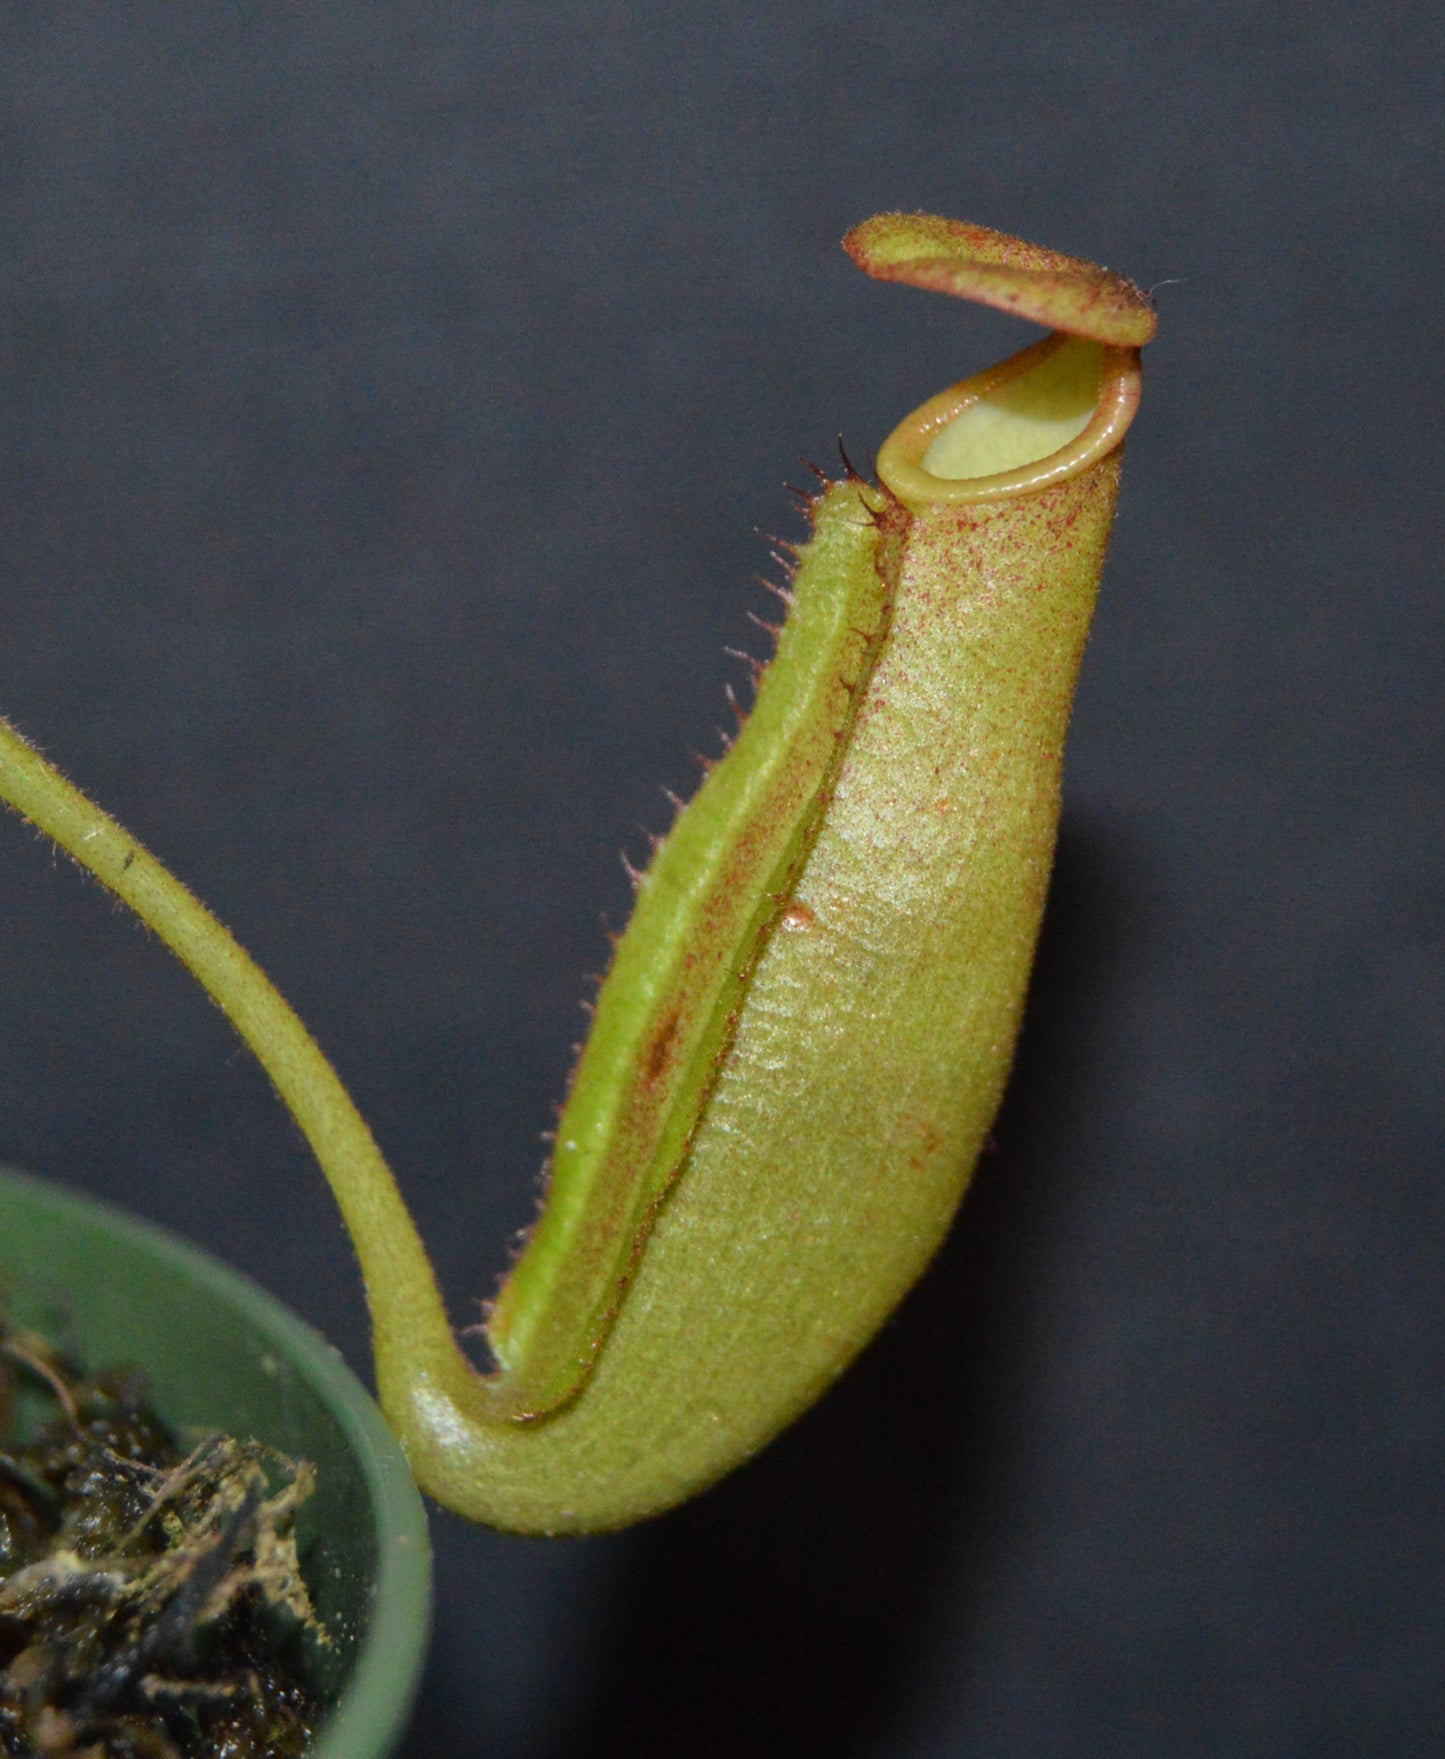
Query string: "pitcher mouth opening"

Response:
xmin=877 ymin=334 xmax=1143 ymax=507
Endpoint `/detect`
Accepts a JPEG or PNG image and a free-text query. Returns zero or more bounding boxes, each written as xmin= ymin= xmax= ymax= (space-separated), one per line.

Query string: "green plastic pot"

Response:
xmin=0 ymin=1165 xmax=432 ymax=1759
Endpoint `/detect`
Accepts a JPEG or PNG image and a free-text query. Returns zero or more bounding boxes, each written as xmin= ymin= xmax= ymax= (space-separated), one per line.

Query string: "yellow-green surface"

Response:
xmin=0 ymin=212 xmax=1151 ymax=1532
xmin=393 ymin=455 xmax=1122 ymax=1529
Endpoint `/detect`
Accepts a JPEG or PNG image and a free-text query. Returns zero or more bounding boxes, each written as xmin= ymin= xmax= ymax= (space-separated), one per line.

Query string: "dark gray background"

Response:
xmin=2 ymin=4 xmax=1441 ymax=1754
